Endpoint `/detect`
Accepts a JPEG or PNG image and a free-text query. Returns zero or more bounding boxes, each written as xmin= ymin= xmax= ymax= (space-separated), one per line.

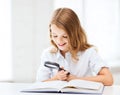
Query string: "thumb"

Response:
xmin=59 ymin=66 xmax=64 ymax=71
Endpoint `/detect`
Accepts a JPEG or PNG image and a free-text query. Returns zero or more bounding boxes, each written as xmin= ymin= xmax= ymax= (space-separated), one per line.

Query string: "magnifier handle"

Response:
xmin=58 ymin=68 xmax=70 ymax=76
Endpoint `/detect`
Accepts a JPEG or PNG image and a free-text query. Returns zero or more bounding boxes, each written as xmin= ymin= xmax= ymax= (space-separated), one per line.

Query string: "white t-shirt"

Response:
xmin=36 ymin=47 xmax=108 ymax=82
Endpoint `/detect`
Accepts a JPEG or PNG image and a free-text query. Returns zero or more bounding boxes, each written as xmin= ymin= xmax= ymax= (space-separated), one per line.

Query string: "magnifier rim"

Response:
xmin=44 ymin=61 xmax=60 ymax=69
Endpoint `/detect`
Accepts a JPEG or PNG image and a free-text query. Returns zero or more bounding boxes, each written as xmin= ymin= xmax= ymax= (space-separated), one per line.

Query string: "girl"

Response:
xmin=36 ymin=8 xmax=113 ymax=86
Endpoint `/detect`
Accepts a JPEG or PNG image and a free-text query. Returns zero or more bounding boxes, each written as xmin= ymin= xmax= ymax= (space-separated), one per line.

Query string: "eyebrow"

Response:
xmin=51 ymin=32 xmax=67 ymax=35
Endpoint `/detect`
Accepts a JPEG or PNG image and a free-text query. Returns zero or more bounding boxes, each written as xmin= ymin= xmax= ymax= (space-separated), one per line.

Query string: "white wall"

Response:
xmin=0 ymin=0 xmax=12 ymax=81
xmin=12 ymin=0 xmax=53 ymax=82
xmin=84 ymin=0 xmax=120 ymax=61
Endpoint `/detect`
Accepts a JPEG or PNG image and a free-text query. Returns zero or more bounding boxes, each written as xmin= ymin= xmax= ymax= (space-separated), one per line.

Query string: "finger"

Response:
xmin=61 ymin=76 xmax=67 ymax=80
xmin=60 ymin=66 xmax=64 ymax=69
xmin=59 ymin=67 xmax=65 ymax=71
xmin=64 ymin=71 xmax=69 ymax=74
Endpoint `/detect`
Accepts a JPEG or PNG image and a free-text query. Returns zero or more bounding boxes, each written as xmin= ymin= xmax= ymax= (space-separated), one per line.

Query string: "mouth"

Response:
xmin=58 ymin=43 xmax=66 ymax=46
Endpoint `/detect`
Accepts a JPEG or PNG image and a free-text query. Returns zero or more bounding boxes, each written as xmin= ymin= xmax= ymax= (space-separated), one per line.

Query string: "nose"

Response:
xmin=57 ymin=37 xmax=63 ymax=43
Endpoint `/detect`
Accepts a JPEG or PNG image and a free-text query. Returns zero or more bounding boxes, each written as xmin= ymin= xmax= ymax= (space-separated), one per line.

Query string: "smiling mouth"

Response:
xmin=58 ymin=43 xmax=66 ymax=46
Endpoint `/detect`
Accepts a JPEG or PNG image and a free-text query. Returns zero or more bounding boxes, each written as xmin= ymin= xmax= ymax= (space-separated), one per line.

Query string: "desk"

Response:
xmin=0 ymin=83 xmax=120 ymax=95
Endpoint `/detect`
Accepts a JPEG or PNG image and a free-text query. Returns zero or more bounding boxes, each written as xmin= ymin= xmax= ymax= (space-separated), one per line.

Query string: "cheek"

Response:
xmin=65 ymin=39 xmax=69 ymax=44
xmin=51 ymin=38 xmax=57 ymax=43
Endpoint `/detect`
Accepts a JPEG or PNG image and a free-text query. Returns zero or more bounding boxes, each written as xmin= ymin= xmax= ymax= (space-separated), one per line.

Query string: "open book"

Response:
xmin=21 ymin=79 xmax=104 ymax=94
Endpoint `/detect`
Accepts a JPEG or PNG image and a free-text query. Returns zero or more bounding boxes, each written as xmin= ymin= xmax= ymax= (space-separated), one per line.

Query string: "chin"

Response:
xmin=58 ymin=46 xmax=68 ymax=51
xmin=59 ymin=48 xmax=68 ymax=52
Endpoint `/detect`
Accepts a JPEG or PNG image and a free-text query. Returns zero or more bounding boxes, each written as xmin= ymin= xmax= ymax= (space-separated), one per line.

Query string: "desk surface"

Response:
xmin=0 ymin=83 xmax=120 ymax=95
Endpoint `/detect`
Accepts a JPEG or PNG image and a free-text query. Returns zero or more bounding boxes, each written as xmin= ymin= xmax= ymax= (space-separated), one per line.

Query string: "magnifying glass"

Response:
xmin=44 ymin=61 xmax=70 ymax=75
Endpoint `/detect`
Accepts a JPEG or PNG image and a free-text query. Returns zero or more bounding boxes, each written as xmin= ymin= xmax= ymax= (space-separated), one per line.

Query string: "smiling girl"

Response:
xmin=36 ymin=8 xmax=113 ymax=86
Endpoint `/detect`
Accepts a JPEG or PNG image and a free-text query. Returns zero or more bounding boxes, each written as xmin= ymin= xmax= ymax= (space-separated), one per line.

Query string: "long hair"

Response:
xmin=49 ymin=8 xmax=92 ymax=61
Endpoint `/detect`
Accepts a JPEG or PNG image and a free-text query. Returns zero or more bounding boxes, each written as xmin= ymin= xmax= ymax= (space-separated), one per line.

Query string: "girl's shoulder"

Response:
xmin=41 ymin=46 xmax=57 ymax=57
xmin=80 ymin=46 xmax=98 ymax=55
xmin=86 ymin=46 xmax=98 ymax=52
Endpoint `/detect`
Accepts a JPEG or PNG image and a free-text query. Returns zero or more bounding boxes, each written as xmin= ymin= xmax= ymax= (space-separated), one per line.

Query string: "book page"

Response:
xmin=61 ymin=87 xmax=104 ymax=94
xmin=36 ymin=81 xmax=67 ymax=89
xmin=62 ymin=79 xmax=103 ymax=90
xmin=60 ymin=79 xmax=104 ymax=94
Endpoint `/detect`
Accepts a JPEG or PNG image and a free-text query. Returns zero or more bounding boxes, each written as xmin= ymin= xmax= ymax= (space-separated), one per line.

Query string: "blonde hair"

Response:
xmin=49 ymin=8 xmax=92 ymax=61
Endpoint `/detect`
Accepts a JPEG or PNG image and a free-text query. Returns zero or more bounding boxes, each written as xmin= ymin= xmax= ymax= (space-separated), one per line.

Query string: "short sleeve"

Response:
xmin=88 ymin=47 xmax=109 ymax=75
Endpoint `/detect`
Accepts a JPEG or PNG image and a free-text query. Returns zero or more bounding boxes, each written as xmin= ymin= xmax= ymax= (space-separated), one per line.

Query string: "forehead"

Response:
xmin=51 ymin=24 xmax=67 ymax=35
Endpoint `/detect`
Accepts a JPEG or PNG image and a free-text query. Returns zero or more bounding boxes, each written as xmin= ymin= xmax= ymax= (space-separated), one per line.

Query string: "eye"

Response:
xmin=63 ymin=36 xmax=68 ymax=38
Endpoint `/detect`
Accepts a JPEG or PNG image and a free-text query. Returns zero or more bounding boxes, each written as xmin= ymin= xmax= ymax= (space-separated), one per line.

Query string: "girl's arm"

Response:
xmin=43 ymin=70 xmax=68 ymax=82
xmin=67 ymin=67 xmax=113 ymax=86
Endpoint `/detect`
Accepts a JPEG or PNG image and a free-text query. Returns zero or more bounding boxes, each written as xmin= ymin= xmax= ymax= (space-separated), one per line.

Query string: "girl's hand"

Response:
xmin=53 ymin=70 xmax=69 ymax=81
xmin=67 ymin=74 xmax=78 ymax=81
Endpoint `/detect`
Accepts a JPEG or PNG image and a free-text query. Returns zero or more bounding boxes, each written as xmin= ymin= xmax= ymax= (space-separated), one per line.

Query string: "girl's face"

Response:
xmin=51 ymin=24 xmax=70 ymax=53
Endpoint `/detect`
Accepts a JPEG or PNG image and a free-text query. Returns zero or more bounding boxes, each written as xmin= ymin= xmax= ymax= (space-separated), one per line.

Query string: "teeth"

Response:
xmin=59 ymin=43 xmax=66 ymax=46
